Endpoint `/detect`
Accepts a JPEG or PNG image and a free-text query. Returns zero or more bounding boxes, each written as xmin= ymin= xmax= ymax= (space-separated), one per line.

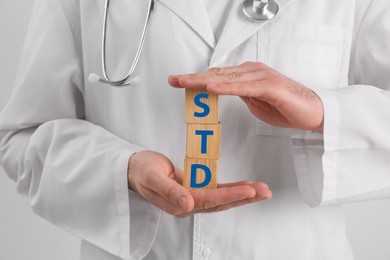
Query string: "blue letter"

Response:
xmin=195 ymin=130 xmax=214 ymax=154
xmin=194 ymin=93 xmax=210 ymax=118
xmin=190 ymin=164 xmax=212 ymax=188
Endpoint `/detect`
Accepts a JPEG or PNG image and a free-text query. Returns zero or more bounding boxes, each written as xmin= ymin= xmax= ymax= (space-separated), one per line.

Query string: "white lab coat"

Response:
xmin=1 ymin=0 xmax=390 ymax=259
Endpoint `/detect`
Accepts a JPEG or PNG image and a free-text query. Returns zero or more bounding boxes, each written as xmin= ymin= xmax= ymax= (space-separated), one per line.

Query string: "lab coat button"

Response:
xmin=202 ymin=247 xmax=211 ymax=257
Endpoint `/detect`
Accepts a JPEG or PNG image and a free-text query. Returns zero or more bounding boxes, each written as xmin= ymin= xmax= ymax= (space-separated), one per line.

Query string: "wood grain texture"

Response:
xmin=183 ymin=158 xmax=218 ymax=189
xmin=186 ymin=123 xmax=221 ymax=160
xmin=185 ymin=89 xmax=219 ymax=124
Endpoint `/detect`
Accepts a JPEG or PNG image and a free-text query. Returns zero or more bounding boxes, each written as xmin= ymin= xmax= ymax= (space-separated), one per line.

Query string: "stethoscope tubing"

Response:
xmin=100 ymin=0 xmax=154 ymax=86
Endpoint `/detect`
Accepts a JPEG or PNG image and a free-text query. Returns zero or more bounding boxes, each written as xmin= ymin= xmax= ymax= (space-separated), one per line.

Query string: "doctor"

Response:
xmin=1 ymin=0 xmax=390 ymax=259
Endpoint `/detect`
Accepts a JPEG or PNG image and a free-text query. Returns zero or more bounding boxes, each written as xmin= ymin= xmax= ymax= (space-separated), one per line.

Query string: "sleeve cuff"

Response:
xmin=114 ymin=149 xmax=161 ymax=260
xmin=291 ymin=88 xmax=340 ymax=207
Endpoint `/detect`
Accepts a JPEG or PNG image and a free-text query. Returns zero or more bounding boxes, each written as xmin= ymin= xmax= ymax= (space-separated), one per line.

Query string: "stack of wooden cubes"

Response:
xmin=183 ymin=89 xmax=221 ymax=189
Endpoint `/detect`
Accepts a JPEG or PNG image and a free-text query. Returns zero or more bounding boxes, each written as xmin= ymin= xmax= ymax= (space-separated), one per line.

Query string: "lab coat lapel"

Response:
xmin=157 ymin=0 xmax=216 ymax=48
xmin=210 ymin=0 xmax=293 ymax=66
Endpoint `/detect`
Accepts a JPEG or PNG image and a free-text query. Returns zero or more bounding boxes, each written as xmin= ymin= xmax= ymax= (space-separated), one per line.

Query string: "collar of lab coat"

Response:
xmin=157 ymin=0 xmax=293 ymax=66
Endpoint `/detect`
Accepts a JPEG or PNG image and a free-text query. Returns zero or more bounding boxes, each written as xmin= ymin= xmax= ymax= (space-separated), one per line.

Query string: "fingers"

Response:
xmin=217 ymin=180 xmax=253 ymax=188
xmin=142 ymin=177 xmax=272 ymax=218
xmin=207 ymin=81 xmax=267 ymax=97
xmin=194 ymin=182 xmax=272 ymax=214
xmin=168 ymin=74 xmax=182 ymax=88
xmin=142 ymin=168 xmax=194 ymax=212
xmin=190 ymin=184 xmax=257 ymax=211
xmin=173 ymin=71 xmax=267 ymax=90
xmin=168 ymin=62 xmax=270 ymax=89
xmin=176 ymin=182 xmax=272 ymax=218
xmin=174 ymin=166 xmax=184 ymax=185
xmin=218 ymin=182 xmax=272 ymax=208
xmin=139 ymin=185 xmax=188 ymax=216
xmin=208 ymin=62 xmax=268 ymax=75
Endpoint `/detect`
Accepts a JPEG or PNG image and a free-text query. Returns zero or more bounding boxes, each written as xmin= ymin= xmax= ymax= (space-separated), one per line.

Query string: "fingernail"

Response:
xmin=178 ymin=196 xmax=188 ymax=210
xmin=248 ymin=189 xmax=256 ymax=198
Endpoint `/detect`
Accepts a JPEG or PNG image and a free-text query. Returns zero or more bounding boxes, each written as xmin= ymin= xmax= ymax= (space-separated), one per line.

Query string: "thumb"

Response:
xmin=145 ymin=170 xmax=195 ymax=212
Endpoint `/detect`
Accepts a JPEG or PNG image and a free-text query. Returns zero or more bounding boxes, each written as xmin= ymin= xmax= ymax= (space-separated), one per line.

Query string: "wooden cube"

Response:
xmin=186 ymin=123 xmax=221 ymax=160
xmin=185 ymin=89 xmax=219 ymax=124
xmin=183 ymin=158 xmax=218 ymax=189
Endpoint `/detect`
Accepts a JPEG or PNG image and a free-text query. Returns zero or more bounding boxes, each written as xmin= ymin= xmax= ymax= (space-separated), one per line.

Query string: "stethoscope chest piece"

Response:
xmin=242 ymin=0 xmax=279 ymax=21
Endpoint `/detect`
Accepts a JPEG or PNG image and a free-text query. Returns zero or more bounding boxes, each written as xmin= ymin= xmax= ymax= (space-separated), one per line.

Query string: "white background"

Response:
xmin=1 ymin=1 xmax=390 ymax=259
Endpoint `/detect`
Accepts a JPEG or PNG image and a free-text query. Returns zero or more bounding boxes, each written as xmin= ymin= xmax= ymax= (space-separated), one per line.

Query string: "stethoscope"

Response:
xmin=88 ymin=0 xmax=279 ymax=87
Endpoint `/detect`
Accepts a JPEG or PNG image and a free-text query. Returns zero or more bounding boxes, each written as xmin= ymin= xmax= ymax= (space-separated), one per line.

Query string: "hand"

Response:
xmin=128 ymin=150 xmax=272 ymax=218
xmin=169 ymin=62 xmax=324 ymax=132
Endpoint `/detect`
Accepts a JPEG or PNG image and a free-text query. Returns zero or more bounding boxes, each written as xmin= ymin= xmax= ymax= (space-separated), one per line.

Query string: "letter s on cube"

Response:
xmin=185 ymin=89 xmax=219 ymax=124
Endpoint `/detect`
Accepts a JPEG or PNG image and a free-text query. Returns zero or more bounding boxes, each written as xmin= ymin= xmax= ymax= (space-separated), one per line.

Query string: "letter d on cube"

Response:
xmin=184 ymin=158 xmax=218 ymax=189
xmin=190 ymin=164 xmax=211 ymax=188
